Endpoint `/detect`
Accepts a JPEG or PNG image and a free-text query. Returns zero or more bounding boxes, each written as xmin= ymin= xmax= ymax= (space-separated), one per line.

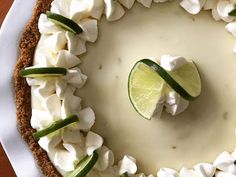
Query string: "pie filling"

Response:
xmin=24 ymin=0 xmax=236 ymax=176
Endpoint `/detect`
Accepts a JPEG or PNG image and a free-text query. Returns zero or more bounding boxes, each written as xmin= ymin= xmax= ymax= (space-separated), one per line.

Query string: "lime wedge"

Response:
xmin=66 ymin=152 xmax=98 ymax=177
xmin=20 ymin=67 xmax=67 ymax=78
xmin=128 ymin=60 xmax=165 ymax=119
xmin=33 ymin=115 xmax=79 ymax=139
xmin=46 ymin=11 xmax=83 ymax=34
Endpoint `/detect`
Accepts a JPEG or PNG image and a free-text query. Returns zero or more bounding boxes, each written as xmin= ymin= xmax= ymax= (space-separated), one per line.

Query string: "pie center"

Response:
xmin=78 ymin=1 xmax=236 ymax=174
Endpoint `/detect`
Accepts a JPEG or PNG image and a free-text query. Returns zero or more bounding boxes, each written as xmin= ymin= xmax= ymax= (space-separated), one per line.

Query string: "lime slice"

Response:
xmin=166 ymin=61 xmax=201 ymax=100
xmin=140 ymin=59 xmax=201 ymax=100
xmin=120 ymin=173 xmax=129 ymax=177
xmin=128 ymin=60 xmax=165 ymax=119
xmin=128 ymin=59 xmax=201 ymax=119
xmin=33 ymin=115 xmax=79 ymax=139
xmin=46 ymin=11 xmax=83 ymax=34
xmin=66 ymin=152 xmax=98 ymax=177
xmin=20 ymin=67 xmax=67 ymax=78
xmin=229 ymin=8 xmax=236 ymax=16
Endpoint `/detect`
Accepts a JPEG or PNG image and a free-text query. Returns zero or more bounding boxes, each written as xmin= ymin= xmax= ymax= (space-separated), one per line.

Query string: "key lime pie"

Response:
xmin=13 ymin=0 xmax=236 ymax=176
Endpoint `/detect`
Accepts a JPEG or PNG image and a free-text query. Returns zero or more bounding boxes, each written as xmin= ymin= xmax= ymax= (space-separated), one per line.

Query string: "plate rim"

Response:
xmin=0 ymin=0 xmax=42 ymax=176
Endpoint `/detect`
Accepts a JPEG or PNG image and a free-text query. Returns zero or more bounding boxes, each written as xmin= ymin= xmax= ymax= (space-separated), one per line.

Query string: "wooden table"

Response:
xmin=0 ymin=0 xmax=17 ymax=176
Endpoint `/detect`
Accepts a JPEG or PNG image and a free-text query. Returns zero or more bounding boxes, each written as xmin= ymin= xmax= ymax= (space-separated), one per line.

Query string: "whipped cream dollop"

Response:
xmin=153 ymin=0 xmax=169 ymax=3
xmin=118 ymin=155 xmax=138 ymax=175
xmin=28 ymin=74 xmax=86 ymax=120
xmin=157 ymin=168 xmax=178 ymax=177
xmin=69 ymin=0 xmax=104 ymax=21
xmin=39 ymin=130 xmax=101 ymax=174
xmin=157 ymin=164 xmax=215 ymax=177
xmin=203 ymin=0 xmax=221 ymax=21
xmin=86 ymin=131 xmax=104 ymax=156
xmin=179 ymin=168 xmax=196 ymax=177
xmin=37 ymin=122 xmax=107 ymax=174
xmin=180 ymin=0 xmax=206 ymax=14
xmin=226 ymin=22 xmax=236 ymax=53
xmin=194 ymin=163 xmax=216 ymax=177
xmin=160 ymin=55 xmax=187 ymax=71
xmin=39 ymin=14 xmax=98 ymax=56
xmin=180 ymin=0 xmax=235 ymax=22
xmin=226 ymin=22 xmax=236 ymax=38
xmin=161 ymin=55 xmax=190 ymax=116
xmin=104 ymin=0 xmax=126 ymax=21
xmin=152 ymin=55 xmax=190 ymax=117
xmin=135 ymin=174 xmax=155 ymax=177
xmin=119 ymin=0 xmax=135 ymax=9
xmin=165 ymin=91 xmax=190 ymax=116
xmin=137 ymin=0 xmax=153 ymax=8
xmin=214 ymin=151 xmax=236 ymax=174
xmin=215 ymin=171 xmax=236 ymax=177
xmin=94 ymin=146 xmax=115 ymax=171
xmin=216 ymin=0 xmax=234 ymax=22
xmin=179 ymin=165 xmax=215 ymax=177
xmin=87 ymin=154 xmax=138 ymax=177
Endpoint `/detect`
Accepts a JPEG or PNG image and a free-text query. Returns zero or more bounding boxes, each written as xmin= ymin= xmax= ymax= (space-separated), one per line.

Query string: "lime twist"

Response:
xmin=128 ymin=59 xmax=201 ymax=120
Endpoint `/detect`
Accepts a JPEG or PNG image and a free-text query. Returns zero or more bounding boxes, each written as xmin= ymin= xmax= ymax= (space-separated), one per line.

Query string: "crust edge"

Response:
xmin=13 ymin=0 xmax=61 ymax=176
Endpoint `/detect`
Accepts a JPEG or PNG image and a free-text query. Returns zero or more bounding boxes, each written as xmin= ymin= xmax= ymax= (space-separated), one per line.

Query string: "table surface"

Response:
xmin=0 ymin=0 xmax=17 ymax=176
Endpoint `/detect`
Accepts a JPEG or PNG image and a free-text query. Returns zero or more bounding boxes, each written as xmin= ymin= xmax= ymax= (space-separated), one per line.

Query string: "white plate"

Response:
xmin=0 ymin=0 xmax=42 ymax=176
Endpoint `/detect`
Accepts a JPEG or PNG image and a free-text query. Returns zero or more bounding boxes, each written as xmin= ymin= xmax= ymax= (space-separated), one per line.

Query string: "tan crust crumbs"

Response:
xmin=13 ymin=0 xmax=61 ymax=176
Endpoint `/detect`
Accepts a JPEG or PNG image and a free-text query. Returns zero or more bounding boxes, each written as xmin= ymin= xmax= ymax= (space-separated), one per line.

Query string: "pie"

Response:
xmin=14 ymin=0 xmax=236 ymax=177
